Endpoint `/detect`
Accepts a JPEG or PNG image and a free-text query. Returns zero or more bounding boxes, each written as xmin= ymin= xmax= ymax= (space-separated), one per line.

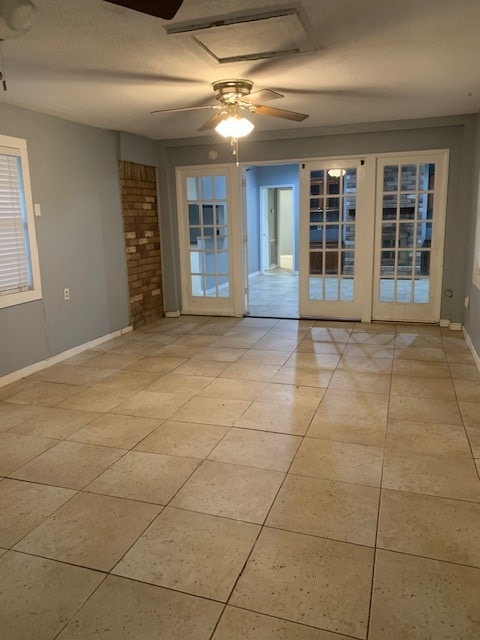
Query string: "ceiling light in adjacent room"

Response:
xmin=327 ymin=169 xmax=346 ymax=178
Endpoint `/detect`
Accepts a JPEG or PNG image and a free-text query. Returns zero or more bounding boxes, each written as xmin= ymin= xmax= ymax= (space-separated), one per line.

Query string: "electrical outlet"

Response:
xmin=64 ymin=288 xmax=70 ymax=301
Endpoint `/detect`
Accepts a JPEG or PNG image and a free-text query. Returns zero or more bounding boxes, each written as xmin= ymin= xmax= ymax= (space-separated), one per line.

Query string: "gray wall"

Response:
xmin=245 ymin=167 xmax=260 ymax=275
xmin=119 ymin=132 xmax=157 ymax=167
xmin=463 ymin=113 xmax=480 ymax=355
xmin=0 ymin=102 xmax=130 ymax=377
xmin=156 ymin=115 xmax=474 ymax=320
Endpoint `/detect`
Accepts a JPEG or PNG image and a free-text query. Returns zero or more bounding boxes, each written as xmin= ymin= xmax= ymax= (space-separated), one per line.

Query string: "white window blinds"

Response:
xmin=0 ymin=150 xmax=31 ymax=295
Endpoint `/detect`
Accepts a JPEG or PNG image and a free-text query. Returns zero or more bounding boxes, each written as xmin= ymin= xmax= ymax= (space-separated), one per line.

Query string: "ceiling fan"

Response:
xmin=103 ymin=0 xmax=183 ymax=20
xmin=151 ymin=78 xmax=309 ymax=135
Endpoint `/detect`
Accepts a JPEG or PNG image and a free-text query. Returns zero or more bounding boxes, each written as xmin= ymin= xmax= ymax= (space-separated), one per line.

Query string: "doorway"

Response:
xmin=244 ymin=164 xmax=299 ymax=318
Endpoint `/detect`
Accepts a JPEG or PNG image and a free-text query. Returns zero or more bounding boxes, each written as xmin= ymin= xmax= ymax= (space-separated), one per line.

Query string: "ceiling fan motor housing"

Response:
xmin=213 ymin=79 xmax=253 ymax=104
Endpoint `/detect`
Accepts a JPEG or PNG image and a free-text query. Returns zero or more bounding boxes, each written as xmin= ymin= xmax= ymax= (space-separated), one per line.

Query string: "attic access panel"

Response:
xmin=166 ymin=9 xmax=314 ymax=64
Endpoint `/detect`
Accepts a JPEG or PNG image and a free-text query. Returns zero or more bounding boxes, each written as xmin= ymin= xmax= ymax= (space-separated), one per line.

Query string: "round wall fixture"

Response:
xmin=208 ymin=150 xmax=218 ymax=160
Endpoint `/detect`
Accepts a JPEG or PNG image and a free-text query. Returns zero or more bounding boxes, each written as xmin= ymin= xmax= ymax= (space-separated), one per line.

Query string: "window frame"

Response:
xmin=0 ymin=134 xmax=42 ymax=309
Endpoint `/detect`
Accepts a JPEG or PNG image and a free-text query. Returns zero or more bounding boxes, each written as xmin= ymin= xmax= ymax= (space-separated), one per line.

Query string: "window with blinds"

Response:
xmin=0 ymin=135 xmax=41 ymax=309
xmin=0 ymin=151 xmax=32 ymax=295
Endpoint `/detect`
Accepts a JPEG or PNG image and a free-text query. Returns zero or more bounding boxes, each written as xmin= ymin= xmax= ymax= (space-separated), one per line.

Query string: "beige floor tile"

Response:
xmin=172 ymin=333 xmax=220 ymax=346
xmin=453 ymin=378 xmax=480 ymax=402
xmin=199 ymin=377 xmax=265 ymax=401
xmin=67 ymin=413 xmax=160 ymax=449
xmin=212 ymin=607 xmax=350 ymax=640
xmin=353 ymin=322 xmax=396 ymax=333
xmin=459 ymin=400 xmax=480 ymax=430
xmin=391 ymin=375 xmax=455 ymax=399
xmin=15 ymin=492 xmax=159 ymax=571
xmin=388 ymin=395 xmax=462 ymax=425
xmin=271 ymin=366 xmax=333 ymax=388
xmin=0 ymin=479 xmax=75 ymax=547
xmin=146 ymin=373 xmax=215 ymax=394
xmin=348 ymin=332 xmax=396 ymax=345
xmin=392 ymin=359 xmax=451 ymax=377
xmin=395 ymin=324 xmax=441 ymax=335
xmin=171 ymin=460 xmax=284 ymax=523
xmin=113 ymin=507 xmax=259 ymax=601
xmin=111 ymin=390 xmax=191 ymax=420
xmin=56 ymin=575 xmax=222 ymax=640
xmin=256 ymin=383 xmax=324 ymax=409
xmin=336 ymin=355 xmax=393 ymax=374
xmin=7 ymin=407 xmax=100 ymax=439
xmin=220 ymin=361 xmax=281 ymax=382
xmin=395 ymin=333 xmax=443 ymax=349
xmin=230 ymin=527 xmax=374 ymax=638
xmin=295 ymin=340 xmax=345 ymax=354
xmin=10 ymin=440 xmax=125 ymax=490
xmin=290 ymin=437 xmax=384 ymax=487
xmin=235 ymin=400 xmax=316 ymax=436
xmin=0 ymin=379 xmax=39 ymax=401
xmin=154 ymin=343 xmax=203 ymax=359
xmin=238 ymin=349 xmax=292 ymax=366
xmin=369 ymin=550 xmax=480 ymax=640
xmin=6 ymin=381 xmax=82 ymax=407
xmin=208 ymin=428 xmax=301 ymax=472
xmin=449 ymin=363 xmax=480 ymax=380
xmin=29 ymin=363 xmax=117 ymax=385
xmin=285 ymin=352 xmax=340 ymax=370
xmin=267 ymin=475 xmax=379 ymax=546
xmin=135 ymin=420 xmax=228 ymax=459
xmin=305 ymin=327 xmax=352 ymax=343
xmin=329 ymin=370 xmax=391 ymax=394
xmin=213 ymin=332 xmax=267 ymax=350
xmin=394 ymin=346 xmax=446 ymax=362
xmin=58 ymin=387 xmax=136 ymax=413
xmin=62 ymin=350 xmax=107 ymax=365
xmin=0 ymin=551 xmax=103 ymax=640
xmin=342 ymin=344 xmax=394 ymax=359
xmin=173 ymin=359 xmax=230 ymax=377
xmin=95 ymin=370 xmax=161 ymax=391
xmin=468 ymin=427 xmax=480 ymax=458
xmin=378 ymin=489 xmax=480 ymax=567
xmin=124 ymin=355 xmax=186 ymax=374
xmin=307 ymin=389 xmax=388 ymax=447
xmin=87 ymin=451 xmax=198 ymax=504
xmin=251 ymin=336 xmax=300 ymax=351
xmin=383 ymin=449 xmax=480 ymax=502
xmin=109 ymin=341 xmax=162 ymax=356
xmin=192 ymin=346 xmax=246 ymax=362
xmin=444 ymin=345 xmax=475 ymax=364
xmin=172 ymin=396 xmax=251 ymax=426
xmin=386 ymin=419 xmax=472 ymax=457
xmin=443 ymin=335 xmax=470 ymax=349
xmin=0 ymin=433 xmax=58 ymax=475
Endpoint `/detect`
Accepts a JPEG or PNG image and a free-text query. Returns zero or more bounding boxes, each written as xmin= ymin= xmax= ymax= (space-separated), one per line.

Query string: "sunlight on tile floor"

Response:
xmin=0 ymin=315 xmax=479 ymax=639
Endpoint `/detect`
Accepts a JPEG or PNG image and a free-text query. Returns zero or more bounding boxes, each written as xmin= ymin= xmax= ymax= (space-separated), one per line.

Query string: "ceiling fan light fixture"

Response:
xmin=215 ymin=115 xmax=254 ymax=139
xmin=328 ymin=169 xmax=346 ymax=178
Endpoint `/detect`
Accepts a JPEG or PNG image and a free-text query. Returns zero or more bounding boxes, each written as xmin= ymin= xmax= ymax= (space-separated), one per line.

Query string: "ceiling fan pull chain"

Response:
xmin=231 ymin=137 xmax=240 ymax=167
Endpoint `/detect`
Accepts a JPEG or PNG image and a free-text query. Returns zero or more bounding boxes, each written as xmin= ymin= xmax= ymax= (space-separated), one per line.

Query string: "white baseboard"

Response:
xmin=462 ymin=327 xmax=480 ymax=373
xmin=248 ymin=271 xmax=261 ymax=279
xmin=165 ymin=310 xmax=181 ymax=318
xmin=0 ymin=325 xmax=133 ymax=389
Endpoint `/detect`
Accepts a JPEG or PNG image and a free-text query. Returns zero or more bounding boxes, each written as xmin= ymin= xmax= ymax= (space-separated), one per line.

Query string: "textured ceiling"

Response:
xmin=1 ymin=0 xmax=480 ymax=140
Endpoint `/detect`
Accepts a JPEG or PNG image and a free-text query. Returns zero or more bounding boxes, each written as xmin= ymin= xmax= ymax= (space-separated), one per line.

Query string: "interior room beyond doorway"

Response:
xmin=245 ymin=164 xmax=299 ymax=318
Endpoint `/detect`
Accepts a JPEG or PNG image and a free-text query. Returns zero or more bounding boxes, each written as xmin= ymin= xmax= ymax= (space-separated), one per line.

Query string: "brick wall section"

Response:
xmin=119 ymin=160 xmax=163 ymax=328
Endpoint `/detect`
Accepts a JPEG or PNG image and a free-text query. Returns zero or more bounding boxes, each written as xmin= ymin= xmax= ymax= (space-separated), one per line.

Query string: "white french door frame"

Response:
xmin=372 ymin=150 xmax=449 ymax=323
xmin=176 ymin=164 xmax=244 ymax=317
xmin=299 ymin=157 xmax=376 ymax=321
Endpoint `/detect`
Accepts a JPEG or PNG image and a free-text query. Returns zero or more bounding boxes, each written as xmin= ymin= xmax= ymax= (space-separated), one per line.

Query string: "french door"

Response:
xmin=176 ymin=165 xmax=242 ymax=315
xmin=372 ymin=153 xmax=448 ymax=322
xmin=299 ymin=152 xmax=448 ymax=322
xmin=299 ymin=159 xmax=371 ymax=319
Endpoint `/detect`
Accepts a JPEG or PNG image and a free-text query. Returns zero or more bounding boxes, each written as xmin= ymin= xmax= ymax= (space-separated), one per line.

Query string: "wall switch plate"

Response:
xmin=34 ymin=203 xmax=41 ymax=216
xmin=64 ymin=288 xmax=70 ymax=301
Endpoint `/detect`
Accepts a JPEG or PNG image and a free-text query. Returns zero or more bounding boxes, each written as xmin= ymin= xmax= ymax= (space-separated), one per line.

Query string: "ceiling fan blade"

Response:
xmin=252 ymin=104 xmax=309 ymax=122
xmin=243 ymin=89 xmax=284 ymax=103
xmin=151 ymin=105 xmax=218 ymax=115
xmin=104 ymin=0 xmax=183 ymax=20
xmin=198 ymin=112 xmax=228 ymax=132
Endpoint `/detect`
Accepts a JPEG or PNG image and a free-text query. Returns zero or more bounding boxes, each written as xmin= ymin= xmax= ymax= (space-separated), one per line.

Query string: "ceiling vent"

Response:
xmin=165 ymin=8 xmax=314 ymax=64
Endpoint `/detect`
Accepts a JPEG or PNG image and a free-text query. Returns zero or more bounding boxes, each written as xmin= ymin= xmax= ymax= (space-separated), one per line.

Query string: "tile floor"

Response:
xmin=0 ymin=315 xmax=479 ymax=639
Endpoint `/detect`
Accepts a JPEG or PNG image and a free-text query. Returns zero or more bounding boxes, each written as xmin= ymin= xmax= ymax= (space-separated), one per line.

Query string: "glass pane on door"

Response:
xmin=308 ymin=168 xmax=357 ymax=302
xmin=378 ymin=162 xmax=434 ymax=304
xmin=186 ymin=175 xmax=230 ymax=299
